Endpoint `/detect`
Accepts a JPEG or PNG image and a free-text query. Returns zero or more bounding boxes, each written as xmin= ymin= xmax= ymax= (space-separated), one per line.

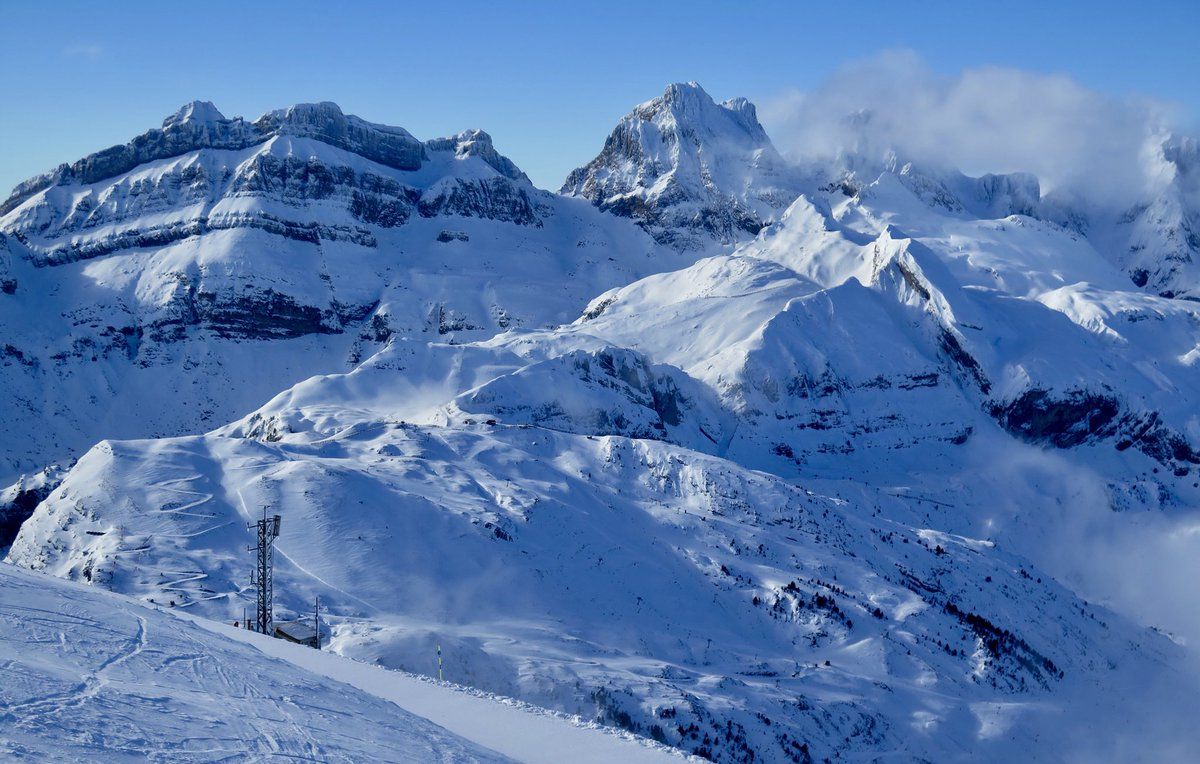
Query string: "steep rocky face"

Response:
xmin=893 ymin=164 xmax=1042 ymax=219
xmin=562 ymin=82 xmax=802 ymax=249
xmin=0 ymin=102 xmax=555 ymax=362
xmin=816 ymin=152 xmax=1044 ymax=223
xmin=253 ymin=101 xmax=427 ymax=172
xmin=425 ymin=129 xmax=530 ymax=182
xmin=0 ymin=101 xmax=432 ymax=216
xmin=3 ymin=111 xmax=545 ymax=270
xmin=0 ymin=232 xmax=18 ymax=294
xmin=449 ymin=346 xmax=728 ymax=449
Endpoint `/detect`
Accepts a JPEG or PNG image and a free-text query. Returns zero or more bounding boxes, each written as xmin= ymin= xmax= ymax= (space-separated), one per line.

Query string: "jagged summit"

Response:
xmin=1117 ymin=134 xmax=1200 ymax=298
xmin=639 ymin=82 xmax=768 ymax=144
xmin=642 ymin=80 xmax=724 ymax=118
xmin=562 ymin=82 xmax=802 ymax=249
xmin=426 ymin=128 xmax=529 ymax=182
xmin=162 ymin=99 xmax=227 ymax=128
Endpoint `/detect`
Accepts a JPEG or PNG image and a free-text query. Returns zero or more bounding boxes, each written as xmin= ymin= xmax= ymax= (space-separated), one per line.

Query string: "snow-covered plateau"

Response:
xmin=4 ymin=83 xmax=1200 ymax=762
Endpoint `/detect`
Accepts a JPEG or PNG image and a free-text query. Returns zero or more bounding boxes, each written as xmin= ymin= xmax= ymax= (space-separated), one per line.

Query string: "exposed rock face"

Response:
xmin=993 ymin=388 xmax=1200 ymax=472
xmin=0 ymin=232 xmax=17 ymax=294
xmin=562 ymin=82 xmax=802 ymax=249
xmin=994 ymin=389 xmax=1122 ymax=449
xmin=890 ymin=163 xmax=1042 ymax=220
xmin=0 ymin=102 xmax=552 ymax=356
xmin=972 ymin=171 xmax=1042 ymax=218
xmin=254 ymin=101 xmax=427 ymax=172
xmin=417 ymin=176 xmax=541 ymax=226
xmin=1 ymin=102 xmax=264 ymax=215
xmin=0 ymin=101 xmax=433 ymax=216
xmin=4 ymin=106 xmax=545 ymax=271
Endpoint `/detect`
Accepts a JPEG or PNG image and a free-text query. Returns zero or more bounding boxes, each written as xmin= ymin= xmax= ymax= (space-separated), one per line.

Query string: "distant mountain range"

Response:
xmin=3 ymin=83 xmax=1199 ymax=762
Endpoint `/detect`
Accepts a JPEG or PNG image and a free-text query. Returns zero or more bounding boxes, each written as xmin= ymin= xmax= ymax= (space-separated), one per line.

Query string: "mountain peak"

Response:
xmin=162 ymin=100 xmax=227 ymax=129
xmin=258 ymin=100 xmax=346 ymax=127
xmin=658 ymin=80 xmax=710 ymax=105
xmin=0 ymin=102 xmax=432 ymax=214
xmin=637 ymin=83 xmax=764 ymax=136
xmin=635 ymin=81 xmax=760 ymax=135
xmin=425 ymin=128 xmax=529 ymax=182
xmin=562 ymin=82 xmax=800 ymax=248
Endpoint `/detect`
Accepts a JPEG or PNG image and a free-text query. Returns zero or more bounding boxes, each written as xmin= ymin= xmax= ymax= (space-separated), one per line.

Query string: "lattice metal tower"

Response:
xmin=248 ymin=509 xmax=281 ymax=634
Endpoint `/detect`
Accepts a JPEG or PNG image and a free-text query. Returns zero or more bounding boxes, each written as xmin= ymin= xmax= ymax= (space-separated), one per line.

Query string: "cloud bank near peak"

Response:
xmin=759 ymin=50 xmax=1188 ymax=209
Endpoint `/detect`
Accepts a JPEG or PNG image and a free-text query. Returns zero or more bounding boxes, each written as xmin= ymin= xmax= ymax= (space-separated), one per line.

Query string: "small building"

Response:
xmin=273 ymin=619 xmax=319 ymax=648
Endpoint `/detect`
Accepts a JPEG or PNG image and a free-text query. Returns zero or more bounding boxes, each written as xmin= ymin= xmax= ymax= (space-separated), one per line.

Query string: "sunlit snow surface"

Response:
xmin=4 ymin=88 xmax=1200 ymax=761
xmin=0 ymin=564 xmax=510 ymax=762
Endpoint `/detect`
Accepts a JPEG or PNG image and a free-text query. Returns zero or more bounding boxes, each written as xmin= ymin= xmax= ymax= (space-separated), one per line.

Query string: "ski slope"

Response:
xmin=197 ymin=615 xmax=685 ymax=764
xmin=0 ymin=563 xmax=682 ymax=763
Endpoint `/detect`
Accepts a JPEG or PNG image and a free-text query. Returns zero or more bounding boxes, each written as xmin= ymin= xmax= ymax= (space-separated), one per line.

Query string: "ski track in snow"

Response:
xmin=0 ymin=564 xmax=679 ymax=763
xmin=182 ymin=611 xmax=689 ymax=764
xmin=3 ymin=609 xmax=146 ymax=718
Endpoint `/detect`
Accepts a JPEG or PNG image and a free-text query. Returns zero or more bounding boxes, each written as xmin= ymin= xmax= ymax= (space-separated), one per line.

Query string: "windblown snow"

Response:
xmin=4 ymin=83 xmax=1200 ymax=762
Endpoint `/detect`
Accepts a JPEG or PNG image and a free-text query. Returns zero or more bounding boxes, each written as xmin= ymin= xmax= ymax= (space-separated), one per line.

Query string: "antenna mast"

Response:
xmin=248 ymin=508 xmax=281 ymax=635
xmin=314 ymin=595 xmax=321 ymax=650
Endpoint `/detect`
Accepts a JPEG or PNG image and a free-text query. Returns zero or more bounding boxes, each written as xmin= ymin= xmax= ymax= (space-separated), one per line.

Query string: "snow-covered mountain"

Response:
xmin=810 ymin=139 xmax=1200 ymax=302
xmin=0 ymin=100 xmax=690 ymax=484
xmin=8 ymin=336 xmax=1197 ymax=760
xmin=563 ymin=82 xmax=801 ymax=250
xmin=5 ymin=85 xmax=1200 ymax=761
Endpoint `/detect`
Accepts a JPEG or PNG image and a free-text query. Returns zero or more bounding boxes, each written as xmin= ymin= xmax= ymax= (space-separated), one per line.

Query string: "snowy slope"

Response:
xmin=0 ymin=563 xmax=509 ymax=762
xmin=204 ymin=612 xmax=686 ymax=764
xmin=568 ymin=175 xmax=1200 ymax=484
xmin=1 ymin=562 xmax=683 ymax=763
xmin=9 ymin=398 xmax=1199 ymax=761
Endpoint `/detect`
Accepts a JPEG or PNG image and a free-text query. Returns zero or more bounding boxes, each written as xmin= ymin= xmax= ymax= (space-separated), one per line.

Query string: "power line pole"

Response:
xmin=248 ymin=508 xmax=281 ymax=635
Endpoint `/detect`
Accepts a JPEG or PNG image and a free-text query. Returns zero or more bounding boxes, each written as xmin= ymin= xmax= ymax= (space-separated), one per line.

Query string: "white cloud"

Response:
xmin=759 ymin=50 xmax=1184 ymax=208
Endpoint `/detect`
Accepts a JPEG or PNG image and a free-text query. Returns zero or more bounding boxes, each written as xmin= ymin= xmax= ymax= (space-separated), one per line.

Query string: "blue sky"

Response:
xmin=1 ymin=0 xmax=1197 ymax=192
